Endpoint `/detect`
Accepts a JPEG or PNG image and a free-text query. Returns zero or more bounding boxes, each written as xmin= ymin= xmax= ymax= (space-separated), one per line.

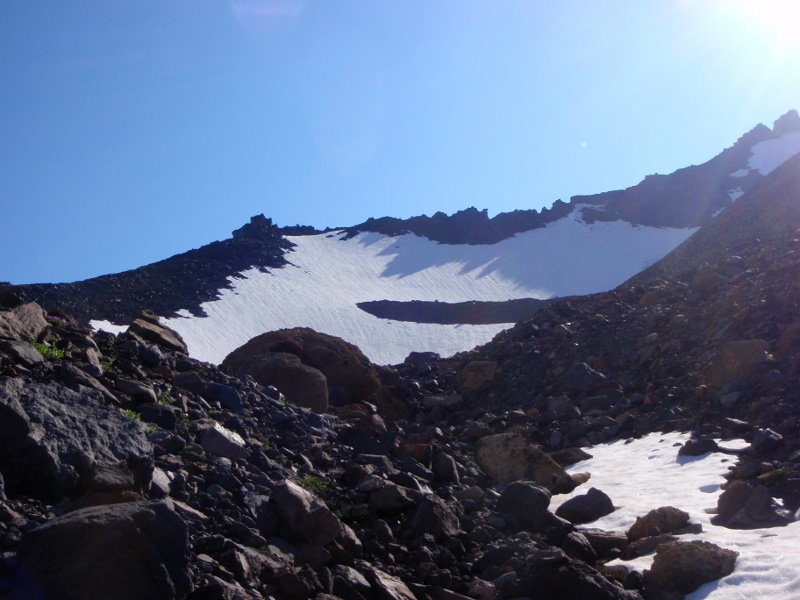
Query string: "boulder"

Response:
xmin=222 ymin=351 xmax=328 ymax=412
xmin=201 ymin=422 xmax=248 ymax=461
xmin=270 ymin=480 xmax=343 ymax=546
xmin=645 ymin=540 xmax=738 ymax=594
xmin=555 ymin=487 xmax=615 ymax=524
xmin=0 ymin=302 xmax=48 ymax=341
xmin=410 ymin=494 xmax=461 ymax=541
xmin=12 ymin=500 xmax=190 ymax=600
xmin=0 ymin=378 xmax=152 ymax=501
xmin=222 ymin=327 xmax=380 ymax=406
xmin=127 ymin=312 xmax=188 ymax=354
xmin=0 ymin=340 xmax=45 ymax=368
xmin=496 ymin=481 xmax=552 ymax=531
xmin=711 ymin=480 xmax=795 ymax=529
xmin=475 ymin=433 xmax=576 ymax=492
xmin=362 ymin=567 xmax=417 ymax=600
xmin=565 ymin=362 xmax=607 ymax=393
xmin=627 ymin=506 xmax=690 ymax=541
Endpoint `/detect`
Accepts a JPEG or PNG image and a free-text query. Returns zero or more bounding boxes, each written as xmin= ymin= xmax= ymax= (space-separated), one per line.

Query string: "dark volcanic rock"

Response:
xmin=556 ymin=487 xmax=615 ymax=524
xmin=12 ymin=500 xmax=190 ymax=600
xmin=0 ymin=378 xmax=153 ymax=501
xmin=9 ymin=214 xmax=292 ymax=324
xmin=496 ymin=481 xmax=552 ymax=531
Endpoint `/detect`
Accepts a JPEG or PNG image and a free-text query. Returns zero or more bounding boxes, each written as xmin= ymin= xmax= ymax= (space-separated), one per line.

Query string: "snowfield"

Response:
xmin=144 ymin=206 xmax=696 ymax=365
xmin=550 ymin=432 xmax=800 ymax=599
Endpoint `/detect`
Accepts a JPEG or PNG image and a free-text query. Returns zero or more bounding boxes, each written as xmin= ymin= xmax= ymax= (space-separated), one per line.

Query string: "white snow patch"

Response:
xmin=164 ymin=206 xmax=696 ymax=365
xmin=730 ymin=168 xmax=750 ymax=178
xmin=90 ymin=320 xmax=128 ymax=336
xmin=550 ymin=432 xmax=800 ymax=599
xmin=747 ymin=131 xmax=800 ymax=176
xmin=727 ymin=188 xmax=744 ymax=202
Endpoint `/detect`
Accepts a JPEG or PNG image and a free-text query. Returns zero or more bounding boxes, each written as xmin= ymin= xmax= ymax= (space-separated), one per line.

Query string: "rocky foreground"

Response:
xmin=0 ymin=291 xmax=789 ymax=600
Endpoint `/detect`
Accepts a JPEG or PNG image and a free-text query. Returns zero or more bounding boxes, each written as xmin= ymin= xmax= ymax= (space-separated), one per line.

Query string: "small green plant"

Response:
xmin=122 ymin=409 xmax=141 ymax=422
xmin=298 ymin=474 xmax=331 ymax=495
xmin=158 ymin=394 xmax=171 ymax=406
xmin=30 ymin=339 xmax=65 ymax=360
xmin=147 ymin=424 xmax=158 ymax=435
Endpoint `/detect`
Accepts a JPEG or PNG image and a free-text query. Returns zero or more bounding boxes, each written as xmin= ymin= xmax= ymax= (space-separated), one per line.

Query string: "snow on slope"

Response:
xmin=550 ymin=432 xmax=800 ymax=600
xmin=731 ymin=131 xmax=800 ymax=177
xmin=157 ymin=206 xmax=695 ymax=365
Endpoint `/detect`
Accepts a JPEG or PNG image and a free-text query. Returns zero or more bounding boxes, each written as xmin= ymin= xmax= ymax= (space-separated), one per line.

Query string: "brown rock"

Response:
xmin=128 ymin=312 xmax=188 ymax=354
xmin=627 ymin=506 xmax=690 ymax=541
xmin=224 ymin=351 xmax=328 ymax=412
xmin=475 ymin=433 xmax=576 ymax=492
xmin=0 ymin=302 xmax=48 ymax=341
xmin=222 ymin=327 xmax=379 ymax=406
xmin=646 ymin=540 xmax=738 ymax=594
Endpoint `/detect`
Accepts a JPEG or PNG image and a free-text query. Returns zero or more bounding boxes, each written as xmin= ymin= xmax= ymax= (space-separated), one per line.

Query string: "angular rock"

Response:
xmin=12 ymin=500 xmax=190 ymax=600
xmin=0 ymin=302 xmax=48 ymax=341
xmin=202 ymin=382 xmax=244 ymax=414
xmin=565 ymin=362 xmax=607 ymax=393
xmin=201 ymin=422 xmax=248 ymax=461
xmin=475 ymin=433 xmax=576 ymax=492
xmin=712 ymin=480 xmax=795 ymax=529
xmin=627 ymin=506 xmax=690 ymax=541
xmin=128 ymin=312 xmax=188 ymax=354
xmin=0 ymin=340 xmax=45 ymax=368
xmin=645 ymin=540 xmax=738 ymax=594
xmin=555 ymin=487 xmax=615 ymax=524
xmin=410 ymin=494 xmax=461 ymax=541
xmin=115 ymin=377 xmax=158 ymax=403
xmin=496 ymin=481 xmax=552 ymax=531
xmin=363 ymin=566 xmax=417 ymax=600
xmin=271 ymin=480 xmax=343 ymax=546
xmin=0 ymin=378 xmax=152 ymax=501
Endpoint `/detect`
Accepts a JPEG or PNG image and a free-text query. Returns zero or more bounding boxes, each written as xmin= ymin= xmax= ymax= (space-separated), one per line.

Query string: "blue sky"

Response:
xmin=2 ymin=1 xmax=799 ymax=284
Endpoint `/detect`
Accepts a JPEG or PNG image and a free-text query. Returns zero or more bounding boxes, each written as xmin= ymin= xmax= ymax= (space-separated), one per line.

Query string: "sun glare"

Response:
xmin=731 ymin=0 xmax=800 ymax=50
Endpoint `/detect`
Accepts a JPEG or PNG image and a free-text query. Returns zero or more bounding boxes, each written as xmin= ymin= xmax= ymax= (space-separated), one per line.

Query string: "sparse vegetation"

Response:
xmin=30 ymin=339 xmax=65 ymax=359
xmin=298 ymin=473 xmax=331 ymax=495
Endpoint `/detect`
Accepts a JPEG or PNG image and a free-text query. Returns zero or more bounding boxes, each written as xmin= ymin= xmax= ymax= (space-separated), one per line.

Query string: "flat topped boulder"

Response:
xmin=223 ymin=327 xmax=380 ymax=406
xmin=475 ymin=433 xmax=577 ymax=493
xmin=128 ymin=311 xmax=188 ymax=354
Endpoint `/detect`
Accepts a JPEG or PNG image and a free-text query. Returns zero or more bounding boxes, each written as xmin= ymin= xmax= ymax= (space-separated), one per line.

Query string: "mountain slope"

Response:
xmin=6 ymin=111 xmax=800 ymax=366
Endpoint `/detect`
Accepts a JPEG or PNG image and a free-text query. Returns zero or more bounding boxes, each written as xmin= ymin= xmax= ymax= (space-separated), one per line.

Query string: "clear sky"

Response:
xmin=2 ymin=1 xmax=799 ymax=284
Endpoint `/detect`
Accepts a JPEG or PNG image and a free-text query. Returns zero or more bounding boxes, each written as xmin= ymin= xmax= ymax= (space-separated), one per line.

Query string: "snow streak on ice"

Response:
xmin=161 ymin=207 xmax=695 ymax=365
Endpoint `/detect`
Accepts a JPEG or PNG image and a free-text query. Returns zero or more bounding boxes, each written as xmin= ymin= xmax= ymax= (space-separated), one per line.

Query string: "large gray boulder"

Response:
xmin=0 ymin=378 xmax=153 ymax=501
xmin=270 ymin=480 xmax=343 ymax=546
xmin=11 ymin=500 xmax=190 ymax=600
